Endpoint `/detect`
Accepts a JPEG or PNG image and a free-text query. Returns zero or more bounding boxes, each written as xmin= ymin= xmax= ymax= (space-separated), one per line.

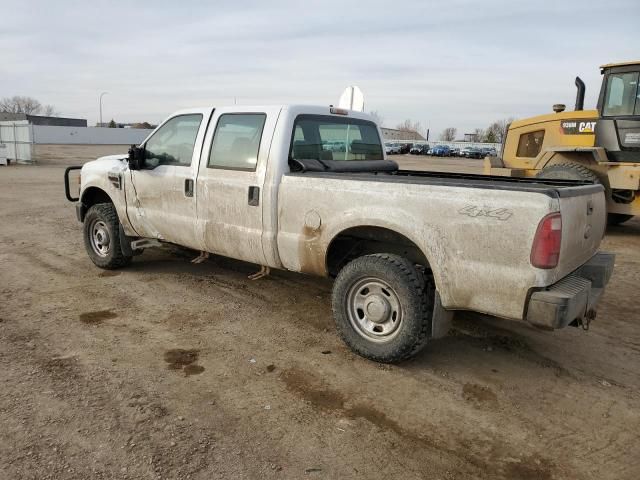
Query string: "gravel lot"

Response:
xmin=1 ymin=156 xmax=639 ymax=479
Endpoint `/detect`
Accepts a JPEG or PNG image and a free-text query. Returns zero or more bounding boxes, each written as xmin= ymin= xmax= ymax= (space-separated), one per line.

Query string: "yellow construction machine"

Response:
xmin=485 ymin=61 xmax=640 ymax=224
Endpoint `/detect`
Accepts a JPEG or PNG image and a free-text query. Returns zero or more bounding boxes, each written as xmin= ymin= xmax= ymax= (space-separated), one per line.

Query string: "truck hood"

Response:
xmin=82 ymin=154 xmax=128 ymax=174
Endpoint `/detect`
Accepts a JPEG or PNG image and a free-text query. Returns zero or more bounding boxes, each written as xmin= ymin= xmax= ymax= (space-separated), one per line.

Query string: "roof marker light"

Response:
xmin=330 ymin=107 xmax=349 ymax=115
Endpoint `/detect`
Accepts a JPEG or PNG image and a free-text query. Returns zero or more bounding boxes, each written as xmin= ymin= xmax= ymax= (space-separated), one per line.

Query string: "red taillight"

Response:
xmin=530 ymin=213 xmax=562 ymax=269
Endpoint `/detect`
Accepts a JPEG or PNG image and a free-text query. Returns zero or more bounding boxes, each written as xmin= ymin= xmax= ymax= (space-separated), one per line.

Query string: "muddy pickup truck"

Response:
xmin=64 ymin=105 xmax=615 ymax=363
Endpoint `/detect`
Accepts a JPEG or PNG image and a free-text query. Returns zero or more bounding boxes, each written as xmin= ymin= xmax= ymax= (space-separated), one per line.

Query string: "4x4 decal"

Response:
xmin=458 ymin=205 xmax=513 ymax=221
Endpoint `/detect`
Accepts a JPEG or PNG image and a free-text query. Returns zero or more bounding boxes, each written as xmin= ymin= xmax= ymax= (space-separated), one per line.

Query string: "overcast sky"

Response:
xmin=2 ymin=0 xmax=638 ymax=136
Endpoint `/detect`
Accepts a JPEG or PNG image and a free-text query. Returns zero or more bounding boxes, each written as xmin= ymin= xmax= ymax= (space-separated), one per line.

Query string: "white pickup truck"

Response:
xmin=65 ymin=105 xmax=615 ymax=363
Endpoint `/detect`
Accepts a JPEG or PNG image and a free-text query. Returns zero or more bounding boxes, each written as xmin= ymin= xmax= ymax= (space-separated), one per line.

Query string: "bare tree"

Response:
xmin=473 ymin=128 xmax=485 ymax=142
xmin=42 ymin=104 xmax=59 ymax=116
xmin=485 ymin=117 xmax=515 ymax=143
xmin=0 ymin=96 xmax=41 ymax=114
xmin=484 ymin=122 xmax=501 ymax=143
xmin=496 ymin=117 xmax=514 ymax=143
xmin=369 ymin=111 xmax=384 ymax=126
xmin=396 ymin=119 xmax=423 ymax=135
xmin=440 ymin=127 xmax=457 ymax=141
xmin=0 ymin=95 xmax=58 ymax=116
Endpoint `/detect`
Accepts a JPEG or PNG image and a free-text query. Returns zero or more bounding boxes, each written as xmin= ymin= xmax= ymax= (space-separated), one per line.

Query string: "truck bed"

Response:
xmin=279 ymin=165 xmax=607 ymax=320
xmin=287 ymin=168 xmax=605 ymax=198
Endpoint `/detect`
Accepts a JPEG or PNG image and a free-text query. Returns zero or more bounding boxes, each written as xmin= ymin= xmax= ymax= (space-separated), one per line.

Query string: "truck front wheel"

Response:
xmin=83 ymin=203 xmax=132 ymax=269
xmin=331 ymin=253 xmax=434 ymax=363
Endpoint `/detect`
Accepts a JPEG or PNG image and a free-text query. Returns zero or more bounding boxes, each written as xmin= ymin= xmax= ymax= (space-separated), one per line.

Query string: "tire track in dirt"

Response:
xmin=280 ymin=366 xmax=557 ymax=479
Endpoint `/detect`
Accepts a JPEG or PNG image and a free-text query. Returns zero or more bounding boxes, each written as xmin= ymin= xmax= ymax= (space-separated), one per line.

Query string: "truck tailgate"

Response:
xmin=554 ymin=184 xmax=607 ymax=281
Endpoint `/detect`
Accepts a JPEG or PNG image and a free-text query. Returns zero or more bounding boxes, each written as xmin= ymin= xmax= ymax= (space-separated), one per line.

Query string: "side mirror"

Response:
xmin=127 ymin=145 xmax=145 ymax=170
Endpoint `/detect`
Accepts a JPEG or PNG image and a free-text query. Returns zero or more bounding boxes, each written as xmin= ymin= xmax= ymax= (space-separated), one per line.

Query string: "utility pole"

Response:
xmin=99 ymin=92 xmax=109 ymax=127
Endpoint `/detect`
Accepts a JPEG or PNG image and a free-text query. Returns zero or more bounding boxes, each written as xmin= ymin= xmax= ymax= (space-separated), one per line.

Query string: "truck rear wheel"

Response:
xmin=331 ymin=253 xmax=434 ymax=363
xmin=83 ymin=203 xmax=132 ymax=269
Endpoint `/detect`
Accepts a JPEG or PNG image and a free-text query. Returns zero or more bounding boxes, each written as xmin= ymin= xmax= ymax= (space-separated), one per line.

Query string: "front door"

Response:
xmin=196 ymin=107 xmax=279 ymax=265
xmin=127 ymin=110 xmax=211 ymax=250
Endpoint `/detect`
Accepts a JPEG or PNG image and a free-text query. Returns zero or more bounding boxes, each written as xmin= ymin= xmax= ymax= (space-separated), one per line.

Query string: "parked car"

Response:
xmin=449 ymin=147 xmax=460 ymax=156
xmin=465 ymin=148 xmax=484 ymax=159
xmin=480 ymin=147 xmax=498 ymax=157
xmin=385 ymin=143 xmax=401 ymax=155
xmin=410 ymin=144 xmax=430 ymax=155
xmin=399 ymin=143 xmax=413 ymax=154
xmin=331 ymin=141 xmax=346 ymax=152
xmin=459 ymin=147 xmax=474 ymax=157
xmin=431 ymin=145 xmax=451 ymax=157
xmin=65 ymin=104 xmax=614 ymax=363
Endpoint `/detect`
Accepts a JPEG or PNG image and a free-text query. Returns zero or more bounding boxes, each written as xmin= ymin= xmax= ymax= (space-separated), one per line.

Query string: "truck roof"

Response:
xmin=170 ymin=105 xmax=376 ymax=122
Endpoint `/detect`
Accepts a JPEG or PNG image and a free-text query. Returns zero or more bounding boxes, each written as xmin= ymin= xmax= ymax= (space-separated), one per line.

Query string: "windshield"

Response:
xmin=602 ymin=71 xmax=640 ymax=116
xmin=290 ymin=115 xmax=383 ymax=161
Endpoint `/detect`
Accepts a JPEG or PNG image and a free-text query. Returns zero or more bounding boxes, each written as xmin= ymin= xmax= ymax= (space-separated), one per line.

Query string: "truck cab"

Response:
xmin=596 ymin=61 xmax=640 ymax=163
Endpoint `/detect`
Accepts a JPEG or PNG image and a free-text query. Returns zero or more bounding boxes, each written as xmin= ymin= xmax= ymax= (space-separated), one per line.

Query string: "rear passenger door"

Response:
xmin=196 ymin=107 xmax=280 ymax=265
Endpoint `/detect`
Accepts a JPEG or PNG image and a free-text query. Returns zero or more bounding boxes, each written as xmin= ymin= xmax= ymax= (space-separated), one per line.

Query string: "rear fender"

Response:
xmin=319 ymin=207 xmax=449 ymax=297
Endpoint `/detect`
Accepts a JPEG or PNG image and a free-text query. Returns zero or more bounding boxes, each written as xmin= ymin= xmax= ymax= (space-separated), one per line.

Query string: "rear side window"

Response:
xmin=516 ymin=130 xmax=545 ymax=157
xmin=208 ymin=114 xmax=266 ymax=171
xmin=290 ymin=115 xmax=383 ymax=161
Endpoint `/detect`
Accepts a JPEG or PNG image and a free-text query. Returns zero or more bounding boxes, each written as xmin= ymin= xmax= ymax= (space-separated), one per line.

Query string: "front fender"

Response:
xmin=79 ymin=157 xmax=134 ymax=234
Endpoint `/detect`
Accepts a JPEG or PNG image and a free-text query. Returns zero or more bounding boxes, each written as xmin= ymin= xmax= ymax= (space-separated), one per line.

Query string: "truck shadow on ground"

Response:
xmin=410 ymin=313 xmax=576 ymax=379
xmin=606 ymin=220 xmax=640 ymax=236
xmin=120 ymin=245 xmax=577 ymax=380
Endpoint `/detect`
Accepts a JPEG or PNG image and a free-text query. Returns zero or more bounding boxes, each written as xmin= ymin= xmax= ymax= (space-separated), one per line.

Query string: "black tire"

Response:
xmin=83 ymin=203 xmax=132 ymax=269
xmin=607 ymin=213 xmax=634 ymax=226
xmin=535 ymin=162 xmax=600 ymax=183
xmin=331 ymin=253 xmax=434 ymax=363
xmin=536 ymin=163 xmax=634 ymax=226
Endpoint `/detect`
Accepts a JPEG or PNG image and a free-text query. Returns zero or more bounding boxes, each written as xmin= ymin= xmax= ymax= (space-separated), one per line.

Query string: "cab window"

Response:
xmin=290 ymin=115 xmax=383 ymax=161
xmin=516 ymin=130 xmax=545 ymax=158
xmin=603 ymin=72 xmax=640 ymax=117
xmin=144 ymin=114 xmax=202 ymax=167
xmin=208 ymin=114 xmax=266 ymax=171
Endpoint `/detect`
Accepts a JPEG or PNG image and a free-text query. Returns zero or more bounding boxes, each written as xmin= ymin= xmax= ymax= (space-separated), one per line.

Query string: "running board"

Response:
xmin=130 ymin=238 xmax=162 ymax=250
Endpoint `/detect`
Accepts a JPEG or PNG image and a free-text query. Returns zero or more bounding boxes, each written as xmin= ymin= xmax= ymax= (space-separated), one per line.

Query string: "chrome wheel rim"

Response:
xmin=346 ymin=277 xmax=402 ymax=342
xmin=89 ymin=220 xmax=111 ymax=257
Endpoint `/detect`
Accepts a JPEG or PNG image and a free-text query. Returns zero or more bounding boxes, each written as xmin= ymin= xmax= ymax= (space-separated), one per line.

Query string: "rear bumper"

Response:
xmin=525 ymin=252 xmax=615 ymax=330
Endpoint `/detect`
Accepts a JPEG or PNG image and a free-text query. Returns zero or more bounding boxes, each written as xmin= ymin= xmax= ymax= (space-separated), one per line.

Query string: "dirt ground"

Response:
xmin=1 ymin=155 xmax=639 ymax=480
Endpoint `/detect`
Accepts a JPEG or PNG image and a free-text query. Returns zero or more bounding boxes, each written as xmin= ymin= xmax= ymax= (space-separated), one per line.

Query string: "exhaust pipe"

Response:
xmin=575 ymin=76 xmax=585 ymax=111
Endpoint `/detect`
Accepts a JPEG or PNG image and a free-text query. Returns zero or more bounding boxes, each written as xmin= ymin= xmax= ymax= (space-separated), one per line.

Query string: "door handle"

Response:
xmin=248 ymin=186 xmax=260 ymax=206
xmin=185 ymin=178 xmax=194 ymax=197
